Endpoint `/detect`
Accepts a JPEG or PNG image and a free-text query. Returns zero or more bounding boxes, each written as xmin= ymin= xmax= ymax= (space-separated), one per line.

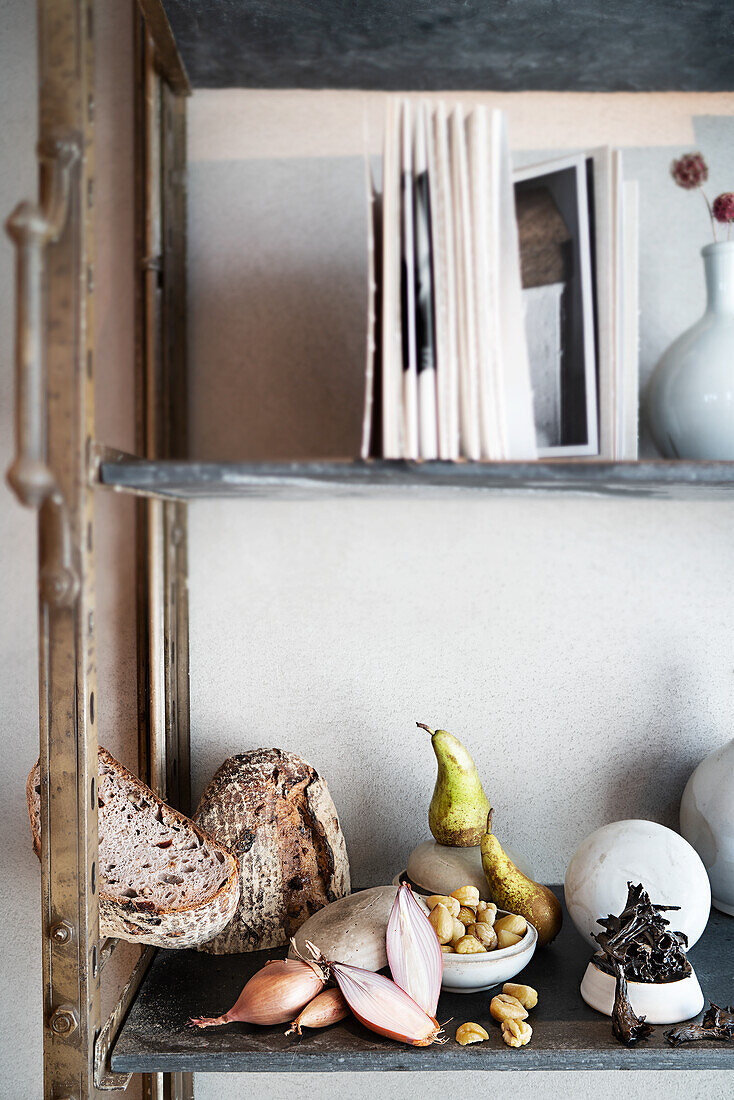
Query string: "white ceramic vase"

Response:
xmin=646 ymin=241 xmax=734 ymax=458
xmin=680 ymin=737 xmax=734 ymax=916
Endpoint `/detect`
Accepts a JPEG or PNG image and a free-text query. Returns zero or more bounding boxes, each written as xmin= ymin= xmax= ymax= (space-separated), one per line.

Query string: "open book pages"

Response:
xmin=361 ymin=163 xmax=380 ymax=461
xmin=379 ymin=97 xmax=404 ymax=459
xmin=363 ymin=99 xmax=537 ymax=462
xmin=401 ymin=100 xmax=419 ymax=460
xmin=619 ymin=180 xmax=640 ymax=460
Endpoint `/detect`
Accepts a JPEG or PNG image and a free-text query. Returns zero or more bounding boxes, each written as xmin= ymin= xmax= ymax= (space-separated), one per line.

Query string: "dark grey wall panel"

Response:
xmin=162 ymin=1 xmax=734 ymax=90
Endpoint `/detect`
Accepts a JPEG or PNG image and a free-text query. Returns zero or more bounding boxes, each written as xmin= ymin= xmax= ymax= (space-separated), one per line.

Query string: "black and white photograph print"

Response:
xmin=514 ymin=154 xmax=599 ymax=457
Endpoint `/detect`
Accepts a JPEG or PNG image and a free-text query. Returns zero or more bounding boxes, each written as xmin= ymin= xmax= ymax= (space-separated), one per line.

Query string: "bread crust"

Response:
xmin=27 ymin=747 xmax=240 ymax=949
xmin=194 ymin=749 xmax=351 ymax=954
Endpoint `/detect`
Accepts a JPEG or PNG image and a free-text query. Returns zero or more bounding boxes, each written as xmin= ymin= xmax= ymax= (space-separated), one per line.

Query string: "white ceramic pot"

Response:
xmin=646 ymin=241 xmax=734 ymax=459
xmin=680 ymin=737 xmax=734 ymax=916
xmin=564 ymin=819 xmax=711 ymax=948
xmin=580 ymin=960 xmax=704 ymax=1024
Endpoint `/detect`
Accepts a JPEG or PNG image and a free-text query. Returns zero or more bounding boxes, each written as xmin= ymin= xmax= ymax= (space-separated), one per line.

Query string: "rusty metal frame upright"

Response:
xmin=5 ymin=2 xmax=191 ymax=1097
xmin=3 ymin=1 xmax=102 ymax=1096
xmin=133 ymin=6 xmax=192 ymax=1100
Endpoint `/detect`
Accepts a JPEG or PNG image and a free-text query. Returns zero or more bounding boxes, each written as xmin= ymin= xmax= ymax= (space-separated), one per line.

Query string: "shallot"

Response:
xmin=285 ymin=988 xmax=349 ymax=1035
xmin=190 ymin=957 xmax=326 ymax=1028
xmin=304 ymin=943 xmax=443 ymax=1047
xmin=386 ymin=883 xmax=442 ymax=1016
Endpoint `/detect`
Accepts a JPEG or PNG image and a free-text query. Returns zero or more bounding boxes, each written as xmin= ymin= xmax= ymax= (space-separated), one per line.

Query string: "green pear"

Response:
xmin=480 ymin=811 xmax=562 ymax=947
xmin=418 ymin=723 xmax=492 ymax=847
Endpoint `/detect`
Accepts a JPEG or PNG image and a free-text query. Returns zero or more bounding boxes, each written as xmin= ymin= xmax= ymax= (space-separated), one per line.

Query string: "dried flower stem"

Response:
xmin=701 ymin=189 xmax=717 ymax=243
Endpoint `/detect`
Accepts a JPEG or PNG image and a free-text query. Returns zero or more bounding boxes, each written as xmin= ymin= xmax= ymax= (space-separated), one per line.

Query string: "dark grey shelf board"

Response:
xmin=98 ymin=459 xmax=734 ymax=501
xmin=110 ymin=889 xmax=734 ymax=1073
xmin=161 ymin=1 xmax=734 ymax=91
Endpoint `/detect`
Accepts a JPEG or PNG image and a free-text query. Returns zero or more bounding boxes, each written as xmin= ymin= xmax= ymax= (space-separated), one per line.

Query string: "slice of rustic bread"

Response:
xmin=27 ymin=747 xmax=240 ymax=949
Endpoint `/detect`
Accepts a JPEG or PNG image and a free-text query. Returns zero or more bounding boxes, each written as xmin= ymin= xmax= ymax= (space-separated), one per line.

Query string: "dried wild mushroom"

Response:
xmin=592 ymin=883 xmax=690 ymax=984
xmin=665 ymin=1003 xmax=734 ymax=1047
xmin=611 ymin=963 xmax=653 ymax=1047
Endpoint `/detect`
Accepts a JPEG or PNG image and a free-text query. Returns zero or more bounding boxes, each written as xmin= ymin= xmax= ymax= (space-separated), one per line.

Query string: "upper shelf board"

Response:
xmin=98 ymin=459 xmax=734 ymax=501
xmin=161 ymin=0 xmax=734 ymax=91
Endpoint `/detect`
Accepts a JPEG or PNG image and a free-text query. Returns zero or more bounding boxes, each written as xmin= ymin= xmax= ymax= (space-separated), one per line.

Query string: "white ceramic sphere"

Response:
xmin=564 ymin=819 xmax=711 ymax=949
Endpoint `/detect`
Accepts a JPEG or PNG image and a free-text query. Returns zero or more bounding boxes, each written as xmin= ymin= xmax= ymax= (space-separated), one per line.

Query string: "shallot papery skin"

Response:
xmin=386 ymin=883 xmax=442 ymax=1017
xmin=190 ymin=959 xmax=325 ymax=1028
xmin=286 ymin=988 xmax=349 ymax=1035
xmin=329 ymin=959 xmax=442 ymax=1046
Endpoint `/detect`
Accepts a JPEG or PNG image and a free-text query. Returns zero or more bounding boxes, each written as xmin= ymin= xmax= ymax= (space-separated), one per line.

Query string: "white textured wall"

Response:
xmin=0 ymin=1 xmax=42 ymax=1094
xmin=192 ymin=1071 xmax=730 ymax=1100
xmin=189 ymin=496 xmax=734 ymax=883
xmin=187 ymin=91 xmax=734 ymax=1099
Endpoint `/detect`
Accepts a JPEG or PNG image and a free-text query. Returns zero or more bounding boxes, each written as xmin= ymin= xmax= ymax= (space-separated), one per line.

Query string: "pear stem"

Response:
xmin=486 ymin=809 xmax=494 ymax=834
xmin=416 ymin=722 xmax=435 ymax=736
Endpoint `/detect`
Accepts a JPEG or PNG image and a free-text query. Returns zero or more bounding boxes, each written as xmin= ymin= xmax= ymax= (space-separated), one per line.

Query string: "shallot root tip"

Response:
xmin=188 ymin=1015 xmax=229 ymax=1029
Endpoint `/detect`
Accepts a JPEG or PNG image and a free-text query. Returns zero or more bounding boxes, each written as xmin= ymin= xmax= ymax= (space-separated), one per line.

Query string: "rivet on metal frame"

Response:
xmin=49 ymin=1004 xmax=79 ymax=1036
xmin=50 ymin=920 xmax=74 ymax=946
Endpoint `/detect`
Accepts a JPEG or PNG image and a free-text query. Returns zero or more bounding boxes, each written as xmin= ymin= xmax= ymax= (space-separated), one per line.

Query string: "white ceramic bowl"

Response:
xmin=580 ymin=961 xmax=704 ymax=1024
xmin=440 ymin=913 xmax=538 ymax=993
xmin=391 ymin=874 xmax=538 ymax=993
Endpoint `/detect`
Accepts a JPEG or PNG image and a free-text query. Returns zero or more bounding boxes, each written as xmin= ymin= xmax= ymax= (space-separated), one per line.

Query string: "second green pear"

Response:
xmin=418 ymin=723 xmax=492 ymax=847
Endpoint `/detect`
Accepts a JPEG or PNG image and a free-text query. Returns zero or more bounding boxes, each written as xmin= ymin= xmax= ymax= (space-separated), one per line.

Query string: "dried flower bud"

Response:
xmin=713 ymin=192 xmax=734 ymax=224
xmin=671 ymin=152 xmax=709 ymax=190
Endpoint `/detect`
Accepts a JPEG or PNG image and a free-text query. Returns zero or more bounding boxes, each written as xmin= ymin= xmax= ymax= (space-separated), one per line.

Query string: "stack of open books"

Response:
xmin=362 ymin=100 xmax=638 ymax=462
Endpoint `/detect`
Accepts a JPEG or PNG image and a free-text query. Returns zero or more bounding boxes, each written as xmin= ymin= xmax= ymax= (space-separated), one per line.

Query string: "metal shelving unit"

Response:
xmin=6 ymin=2 xmax=734 ymax=1097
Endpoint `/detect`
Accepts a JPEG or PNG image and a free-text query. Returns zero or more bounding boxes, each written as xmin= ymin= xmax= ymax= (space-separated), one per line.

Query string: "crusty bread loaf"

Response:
xmin=27 ymin=747 xmax=240 ymax=948
xmin=193 ymin=749 xmax=350 ymax=953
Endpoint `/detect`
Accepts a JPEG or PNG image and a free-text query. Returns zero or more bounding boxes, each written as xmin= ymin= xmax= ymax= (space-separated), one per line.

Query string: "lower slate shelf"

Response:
xmin=111 ymin=888 xmax=734 ymax=1073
